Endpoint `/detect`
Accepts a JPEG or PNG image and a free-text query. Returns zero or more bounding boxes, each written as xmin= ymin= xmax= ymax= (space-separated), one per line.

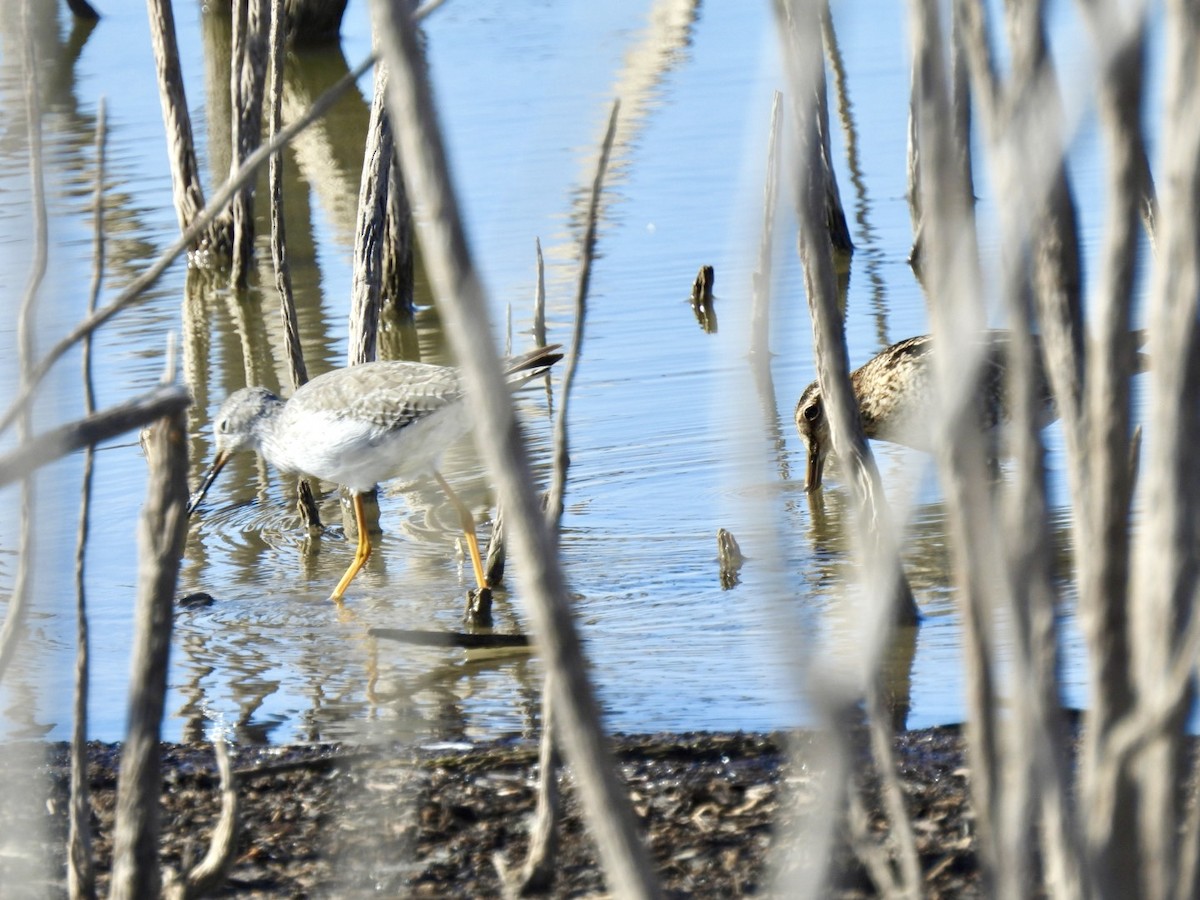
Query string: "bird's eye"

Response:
xmin=216 ymin=419 xmax=228 ymax=434
xmin=803 ymin=403 xmax=820 ymax=422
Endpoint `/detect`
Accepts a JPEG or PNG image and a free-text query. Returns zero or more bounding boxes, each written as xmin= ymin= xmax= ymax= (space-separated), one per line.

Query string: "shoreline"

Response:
xmin=3 ymin=727 xmax=979 ymax=897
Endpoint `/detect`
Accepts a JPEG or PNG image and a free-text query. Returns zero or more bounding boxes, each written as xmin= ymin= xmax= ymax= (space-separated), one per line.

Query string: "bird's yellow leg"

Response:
xmin=330 ymin=492 xmax=372 ymax=603
xmin=434 ymin=471 xmax=488 ymax=590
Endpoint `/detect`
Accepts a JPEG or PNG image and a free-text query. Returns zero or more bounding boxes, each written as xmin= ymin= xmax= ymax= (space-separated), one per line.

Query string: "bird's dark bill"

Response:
xmin=186 ymin=450 xmax=230 ymax=517
xmin=805 ymin=451 xmax=824 ymax=492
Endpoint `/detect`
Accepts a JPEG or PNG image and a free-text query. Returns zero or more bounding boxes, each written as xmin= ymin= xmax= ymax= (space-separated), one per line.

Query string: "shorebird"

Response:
xmin=188 ymin=345 xmax=562 ymax=601
xmin=795 ymin=332 xmax=1062 ymax=492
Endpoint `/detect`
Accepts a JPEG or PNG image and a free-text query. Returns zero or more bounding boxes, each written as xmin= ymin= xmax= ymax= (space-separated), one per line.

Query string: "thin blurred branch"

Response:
xmin=0 ymin=385 xmax=192 ymax=489
xmin=369 ymin=2 xmax=660 ymax=895
xmin=0 ymin=7 xmax=50 ymax=688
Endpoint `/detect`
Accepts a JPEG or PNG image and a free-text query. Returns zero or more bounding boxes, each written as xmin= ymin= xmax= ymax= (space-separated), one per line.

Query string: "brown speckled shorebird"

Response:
xmin=794 ymin=332 xmax=1061 ymax=492
xmin=188 ymin=345 xmax=562 ymax=601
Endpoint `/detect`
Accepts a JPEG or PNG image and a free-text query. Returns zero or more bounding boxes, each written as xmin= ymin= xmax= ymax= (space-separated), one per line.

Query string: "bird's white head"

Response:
xmin=212 ymin=387 xmax=283 ymax=456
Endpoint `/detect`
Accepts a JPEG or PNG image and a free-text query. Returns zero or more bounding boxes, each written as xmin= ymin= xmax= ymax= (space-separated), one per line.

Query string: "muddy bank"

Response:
xmin=2 ymin=728 xmax=980 ymax=897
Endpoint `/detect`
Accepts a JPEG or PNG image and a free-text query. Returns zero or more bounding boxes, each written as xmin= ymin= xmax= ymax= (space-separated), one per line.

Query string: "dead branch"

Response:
xmin=0 ymin=385 xmax=191 ymax=489
xmin=109 ymin=406 xmax=191 ymax=900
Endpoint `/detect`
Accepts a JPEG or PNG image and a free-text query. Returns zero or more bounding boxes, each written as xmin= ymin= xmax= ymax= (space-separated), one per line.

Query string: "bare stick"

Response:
xmin=777 ymin=4 xmax=919 ymax=896
xmin=229 ymin=0 xmax=270 ymax=286
xmin=109 ymin=406 xmax=191 ymax=900
xmin=544 ymin=102 xmax=617 ymax=532
xmin=146 ymin=0 xmax=209 ymax=239
xmin=266 ymin=0 xmax=321 ymax=530
xmin=0 ymin=385 xmax=191 ymax=489
xmin=506 ymin=101 xmax=619 ymax=894
xmin=368 ymin=3 xmax=660 ymax=895
xmin=349 ymin=57 xmax=392 ymax=365
xmin=910 ymin=1 xmax=1005 ymax=888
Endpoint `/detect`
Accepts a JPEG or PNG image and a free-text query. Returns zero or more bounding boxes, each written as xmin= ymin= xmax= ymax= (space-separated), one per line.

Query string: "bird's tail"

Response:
xmin=503 ymin=344 xmax=564 ymax=386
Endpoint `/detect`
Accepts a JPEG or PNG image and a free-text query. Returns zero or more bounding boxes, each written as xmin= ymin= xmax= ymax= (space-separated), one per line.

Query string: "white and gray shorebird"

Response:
xmin=188 ymin=345 xmax=562 ymax=602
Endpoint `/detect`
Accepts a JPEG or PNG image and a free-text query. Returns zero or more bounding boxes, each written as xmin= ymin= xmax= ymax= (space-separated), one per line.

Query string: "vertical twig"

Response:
xmin=68 ymin=97 xmax=107 ymax=900
xmin=267 ymin=0 xmax=321 ymax=530
xmin=165 ymin=739 xmax=239 ymax=899
xmin=506 ymin=101 xmax=619 ymax=895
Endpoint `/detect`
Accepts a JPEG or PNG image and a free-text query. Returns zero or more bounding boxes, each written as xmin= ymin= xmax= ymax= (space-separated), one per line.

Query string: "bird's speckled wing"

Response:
xmin=285 ymin=361 xmax=464 ymax=433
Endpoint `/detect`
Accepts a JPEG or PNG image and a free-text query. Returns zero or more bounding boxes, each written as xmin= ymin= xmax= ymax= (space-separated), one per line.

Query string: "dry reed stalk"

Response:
xmin=1122 ymin=2 xmax=1200 ymax=897
xmin=775 ymin=2 xmax=920 ymax=896
xmin=0 ymin=4 xmax=49 ymax=689
xmin=971 ymin=4 xmax=1085 ymax=893
xmin=368 ymin=2 xmax=661 ymax=895
xmin=1067 ymin=4 xmax=1149 ymax=897
xmin=907 ymin=0 xmax=1006 ymax=891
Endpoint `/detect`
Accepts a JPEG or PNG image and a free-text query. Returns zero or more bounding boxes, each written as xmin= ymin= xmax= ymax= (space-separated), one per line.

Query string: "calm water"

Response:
xmin=0 ymin=1 xmax=1148 ymax=745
